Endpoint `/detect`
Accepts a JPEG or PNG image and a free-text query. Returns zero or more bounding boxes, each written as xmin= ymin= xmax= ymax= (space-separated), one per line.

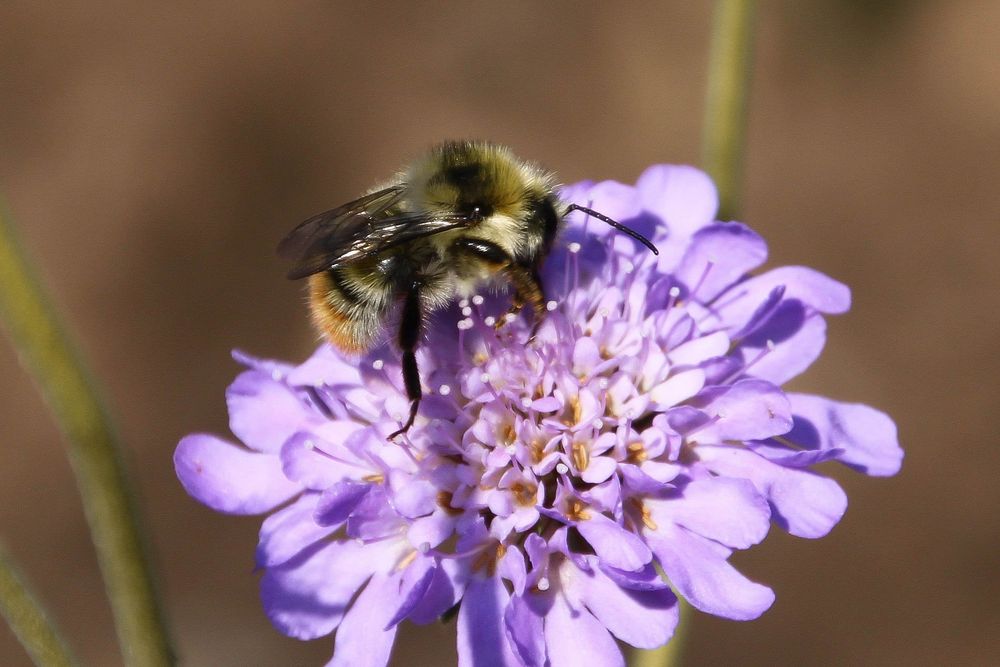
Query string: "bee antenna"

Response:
xmin=564 ymin=204 xmax=659 ymax=255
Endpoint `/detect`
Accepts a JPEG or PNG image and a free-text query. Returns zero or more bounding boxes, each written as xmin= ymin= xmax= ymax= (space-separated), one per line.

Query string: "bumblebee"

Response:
xmin=279 ymin=141 xmax=657 ymax=438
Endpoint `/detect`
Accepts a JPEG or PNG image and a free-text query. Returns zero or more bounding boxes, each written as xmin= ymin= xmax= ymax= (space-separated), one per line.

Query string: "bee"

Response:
xmin=279 ymin=141 xmax=657 ymax=439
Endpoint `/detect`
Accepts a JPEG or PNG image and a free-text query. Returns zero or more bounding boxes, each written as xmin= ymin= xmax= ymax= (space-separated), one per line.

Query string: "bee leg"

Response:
xmin=501 ymin=264 xmax=546 ymax=341
xmin=388 ymin=282 xmax=423 ymax=440
xmin=450 ymin=239 xmax=545 ymax=333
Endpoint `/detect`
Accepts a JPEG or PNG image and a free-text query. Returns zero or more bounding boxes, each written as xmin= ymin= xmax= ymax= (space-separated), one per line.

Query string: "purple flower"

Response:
xmin=175 ymin=164 xmax=903 ymax=666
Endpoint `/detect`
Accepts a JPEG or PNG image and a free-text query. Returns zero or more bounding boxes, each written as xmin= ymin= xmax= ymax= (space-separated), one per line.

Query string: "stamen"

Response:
xmin=483 ymin=315 xmax=497 ymax=327
xmin=458 ymin=298 xmax=470 ymax=309
xmin=439 ymin=384 xmax=451 ymax=396
xmin=546 ymin=300 xmax=558 ymax=312
xmin=689 ymin=258 xmax=716 ymax=299
xmin=520 ymin=396 xmax=533 ymax=408
xmin=556 ymin=462 xmax=569 ymax=475
xmin=666 ymin=285 xmax=681 ymax=311
xmin=536 ymin=577 xmax=550 ymax=591
xmin=722 ymin=339 xmax=776 ymax=384
xmin=462 ymin=306 xmax=473 ymax=317
xmin=568 ymin=242 xmax=582 ymax=254
xmin=472 ymin=295 xmax=484 ymax=306
xmin=270 ymin=369 xmax=283 ymax=381
xmin=372 ymin=359 xmax=384 ymax=370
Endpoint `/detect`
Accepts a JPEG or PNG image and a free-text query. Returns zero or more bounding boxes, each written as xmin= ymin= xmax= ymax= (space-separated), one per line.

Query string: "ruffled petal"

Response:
xmin=575 ymin=512 xmax=652 ymax=572
xmin=256 ymin=492 xmax=336 ymax=567
xmin=787 ymin=394 xmax=903 ymax=476
xmin=646 ymin=523 xmax=774 ymax=620
xmin=649 ymin=477 xmax=770 ymax=549
xmin=689 ymin=379 xmax=793 ymax=441
xmin=698 ymin=445 xmax=848 ymax=538
xmin=572 ymin=557 xmax=679 ymax=649
xmin=504 ymin=594 xmax=546 ymax=667
xmin=544 ymin=590 xmax=624 ymax=667
xmin=175 ymin=434 xmax=300 ymax=514
xmin=227 ymin=371 xmax=315 ymax=453
xmin=328 ymin=572 xmax=399 ymax=667
xmin=676 ymin=223 xmax=768 ymax=302
xmin=457 ymin=576 xmax=520 ymax=667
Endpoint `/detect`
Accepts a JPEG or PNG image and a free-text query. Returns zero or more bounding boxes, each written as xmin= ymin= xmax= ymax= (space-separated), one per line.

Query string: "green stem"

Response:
xmin=0 ymin=543 xmax=78 ymax=667
xmin=629 ymin=599 xmax=688 ymax=667
xmin=0 ymin=204 xmax=173 ymax=666
xmin=701 ymin=0 xmax=756 ymax=221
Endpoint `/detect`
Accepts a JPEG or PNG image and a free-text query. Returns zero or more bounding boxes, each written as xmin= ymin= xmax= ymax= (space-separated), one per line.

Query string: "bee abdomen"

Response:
xmin=308 ymin=270 xmax=385 ymax=353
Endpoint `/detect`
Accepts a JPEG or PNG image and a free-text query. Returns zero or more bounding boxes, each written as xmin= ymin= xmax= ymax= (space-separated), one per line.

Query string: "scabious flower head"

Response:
xmin=176 ymin=164 xmax=903 ymax=666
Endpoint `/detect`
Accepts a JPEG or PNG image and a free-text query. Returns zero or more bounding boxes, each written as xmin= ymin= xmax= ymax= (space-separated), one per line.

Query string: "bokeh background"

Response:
xmin=1 ymin=1 xmax=997 ymax=665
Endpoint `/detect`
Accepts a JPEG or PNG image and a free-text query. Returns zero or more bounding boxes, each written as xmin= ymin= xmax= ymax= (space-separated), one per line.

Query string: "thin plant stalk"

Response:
xmin=633 ymin=3 xmax=755 ymax=665
xmin=701 ymin=0 xmax=756 ymax=221
xmin=0 ymin=204 xmax=173 ymax=666
xmin=0 ymin=543 xmax=78 ymax=667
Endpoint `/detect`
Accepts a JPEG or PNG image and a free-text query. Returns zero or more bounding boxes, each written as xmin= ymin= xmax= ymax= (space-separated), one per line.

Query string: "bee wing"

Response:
xmin=279 ymin=186 xmax=475 ymax=279
xmin=277 ymin=185 xmax=407 ymax=267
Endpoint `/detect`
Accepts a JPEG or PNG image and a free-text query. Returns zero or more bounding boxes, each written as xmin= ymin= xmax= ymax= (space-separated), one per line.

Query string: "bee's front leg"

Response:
xmin=388 ymin=281 xmax=423 ymax=441
xmin=450 ymin=238 xmax=546 ymax=337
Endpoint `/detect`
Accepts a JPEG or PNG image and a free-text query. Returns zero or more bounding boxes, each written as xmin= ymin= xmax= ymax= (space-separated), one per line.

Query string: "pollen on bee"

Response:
xmin=372 ymin=359 xmax=384 ymax=370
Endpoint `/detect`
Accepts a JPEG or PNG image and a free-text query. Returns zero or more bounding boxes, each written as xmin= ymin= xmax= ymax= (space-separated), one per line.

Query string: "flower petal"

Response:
xmin=676 ymin=223 xmax=768 ymax=302
xmin=329 ymin=572 xmax=399 ymax=667
xmin=227 ymin=371 xmax=314 ymax=453
xmin=690 ymin=379 xmax=793 ymax=441
xmin=698 ymin=445 xmax=848 ymax=538
xmin=575 ymin=512 xmax=652 ymax=572
xmin=649 ymin=477 xmax=770 ymax=549
xmin=787 ymin=394 xmax=903 ymax=476
xmin=314 ymin=481 xmax=372 ymax=527
xmin=573 ymin=557 xmax=679 ymax=649
xmin=544 ymin=589 xmax=624 ymax=667
xmin=256 ymin=492 xmax=336 ymax=567
xmin=261 ymin=540 xmax=394 ymax=640
xmin=646 ymin=523 xmax=774 ymax=620
xmin=175 ymin=434 xmax=299 ymax=514
xmin=457 ymin=576 xmax=520 ymax=667
xmin=504 ymin=594 xmax=546 ymax=667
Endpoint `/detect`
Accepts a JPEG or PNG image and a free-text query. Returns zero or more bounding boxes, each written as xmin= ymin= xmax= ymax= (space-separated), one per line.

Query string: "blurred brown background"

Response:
xmin=1 ymin=1 xmax=997 ymax=665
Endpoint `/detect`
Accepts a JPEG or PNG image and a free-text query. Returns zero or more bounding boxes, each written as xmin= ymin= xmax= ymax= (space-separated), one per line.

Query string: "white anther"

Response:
xmin=480 ymin=373 xmax=491 ymax=384
xmin=417 ymin=542 xmax=430 ymax=553
xmin=457 ymin=318 xmax=474 ymax=330
xmin=597 ymin=378 xmax=609 ymax=389
xmin=472 ymin=295 xmax=485 ymax=306
xmin=484 ymin=316 xmax=497 ymax=327
xmin=303 ymin=439 xmax=315 ymax=450
xmin=592 ymin=419 xmax=603 ymax=429
xmin=372 ymin=359 xmax=384 ymax=370
xmin=462 ymin=306 xmax=473 ymax=317
xmin=505 ymin=444 xmax=517 ymax=455
xmin=598 ymin=308 xmax=610 ymax=318
xmin=270 ymin=370 xmax=283 ymax=381
xmin=439 ymin=384 xmax=451 ymax=396
xmin=537 ymin=577 xmax=550 ymax=591
xmin=458 ymin=298 xmax=470 ymax=308
xmin=546 ymin=300 xmax=558 ymax=311
xmin=622 ymin=260 xmax=634 ymax=274
xmin=717 ymin=410 xmax=728 ymax=419
xmin=766 ymin=339 xmax=776 ymax=351
xmin=568 ymin=242 xmax=582 ymax=254
xmin=669 ymin=286 xmax=681 ymax=298
xmin=556 ymin=463 xmax=569 ymax=475
xmin=504 ymin=313 xmax=517 ymax=324
xmin=521 ymin=396 xmax=533 ymax=408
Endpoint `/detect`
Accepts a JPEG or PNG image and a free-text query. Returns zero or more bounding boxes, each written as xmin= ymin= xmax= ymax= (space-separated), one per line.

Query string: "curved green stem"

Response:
xmin=0 ymin=203 xmax=173 ymax=666
xmin=701 ymin=0 xmax=757 ymax=221
xmin=629 ymin=600 xmax=688 ymax=667
xmin=0 ymin=543 xmax=78 ymax=667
